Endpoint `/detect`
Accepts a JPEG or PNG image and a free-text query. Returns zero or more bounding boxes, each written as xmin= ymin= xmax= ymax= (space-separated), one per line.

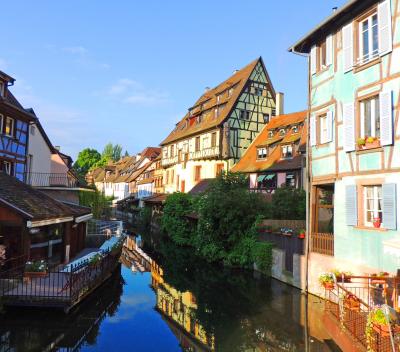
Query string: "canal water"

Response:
xmin=0 ymin=236 xmax=341 ymax=352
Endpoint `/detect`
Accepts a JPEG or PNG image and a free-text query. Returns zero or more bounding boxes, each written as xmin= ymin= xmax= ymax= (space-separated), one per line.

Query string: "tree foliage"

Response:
xmin=79 ymin=190 xmax=113 ymax=219
xmin=102 ymin=143 xmax=122 ymax=162
xmin=160 ymin=172 xmax=273 ymax=273
xmin=73 ymin=148 xmax=101 ymax=178
xmin=270 ymin=186 xmax=306 ymax=220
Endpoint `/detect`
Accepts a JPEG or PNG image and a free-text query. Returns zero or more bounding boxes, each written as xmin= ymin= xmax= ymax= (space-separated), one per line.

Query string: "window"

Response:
xmin=195 ymin=136 xmax=201 ymax=152
xmin=360 ymin=95 xmax=380 ymax=138
xmin=215 ymin=163 xmax=224 ymax=176
xmin=216 ymin=94 xmax=221 ymax=103
xmin=254 ymin=87 xmax=263 ymax=96
xmin=0 ymin=82 xmax=4 ymax=97
xmin=170 ymin=170 xmax=174 ymax=184
xmin=194 ymin=165 xmax=202 ymax=182
xmin=286 ymin=173 xmax=296 ymax=187
xmin=4 ymin=117 xmax=14 ymax=137
xmin=257 ymin=147 xmax=268 ymax=160
xmin=281 ymin=145 xmax=293 ymax=159
xmin=279 ymin=128 xmax=286 ymax=136
xmin=170 ymin=145 xmax=175 ymax=157
xmin=211 ymin=132 xmax=217 ymax=147
xmin=214 ymin=108 xmax=218 ymax=118
xmin=166 ymin=170 xmax=169 ymax=184
xmin=319 ymin=40 xmax=327 ymax=70
xmin=263 ymin=114 xmax=270 ymax=124
xmin=240 ymin=110 xmax=250 ymax=120
xmin=163 ymin=148 xmax=168 ymax=158
xmin=2 ymin=160 xmax=13 ymax=175
xmin=319 ymin=114 xmax=329 ymax=144
xmin=30 ymin=125 xmax=36 ymax=136
xmin=228 ymin=87 xmax=234 ymax=97
xmin=359 ymin=13 xmax=379 ymax=64
xmin=364 ymin=185 xmax=382 ymax=227
xmin=202 ymin=136 xmax=209 ymax=149
xmin=0 ymin=114 xmax=3 ymax=133
xmin=292 ymin=125 xmax=299 ymax=133
xmin=268 ymin=131 xmax=274 ymax=138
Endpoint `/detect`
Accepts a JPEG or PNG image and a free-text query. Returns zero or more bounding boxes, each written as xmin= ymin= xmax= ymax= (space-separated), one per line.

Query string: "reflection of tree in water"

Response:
xmin=144 ymin=237 xmax=308 ymax=351
xmin=0 ymin=268 xmax=125 ymax=352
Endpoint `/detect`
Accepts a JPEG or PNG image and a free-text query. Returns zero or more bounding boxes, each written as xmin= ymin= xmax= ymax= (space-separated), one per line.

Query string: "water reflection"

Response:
xmin=0 ymin=234 xmax=341 ymax=352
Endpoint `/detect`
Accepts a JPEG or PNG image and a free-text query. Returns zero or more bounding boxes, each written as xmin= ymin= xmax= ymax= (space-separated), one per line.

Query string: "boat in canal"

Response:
xmin=0 ymin=234 xmax=126 ymax=313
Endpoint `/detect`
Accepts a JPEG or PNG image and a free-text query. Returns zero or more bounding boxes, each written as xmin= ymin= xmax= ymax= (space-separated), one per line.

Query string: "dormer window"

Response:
xmin=292 ymin=125 xmax=299 ymax=133
xmin=281 ymin=145 xmax=293 ymax=159
xmin=257 ymin=147 xmax=268 ymax=160
xmin=279 ymin=128 xmax=286 ymax=136
xmin=228 ymin=87 xmax=234 ymax=97
xmin=263 ymin=114 xmax=270 ymax=124
xmin=268 ymin=131 xmax=274 ymax=138
xmin=255 ymin=87 xmax=263 ymax=96
xmin=216 ymin=95 xmax=221 ymax=104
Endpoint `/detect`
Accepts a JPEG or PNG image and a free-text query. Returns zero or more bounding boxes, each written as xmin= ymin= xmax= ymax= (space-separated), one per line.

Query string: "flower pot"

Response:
xmin=323 ymin=282 xmax=334 ymax=290
xmin=373 ymin=218 xmax=381 ymax=228
xmin=365 ymin=140 xmax=380 ymax=149
xmin=298 ymin=233 xmax=305 ymax=239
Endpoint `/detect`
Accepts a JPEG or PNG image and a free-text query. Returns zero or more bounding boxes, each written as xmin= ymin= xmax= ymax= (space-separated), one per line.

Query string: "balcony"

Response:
xmin=189 ymin=146 xmax=220 ymax=160
xmin=161 ymin=156 xmax=178 ymax=167
xmin=25 ymin=172 xmax=80 ymax=188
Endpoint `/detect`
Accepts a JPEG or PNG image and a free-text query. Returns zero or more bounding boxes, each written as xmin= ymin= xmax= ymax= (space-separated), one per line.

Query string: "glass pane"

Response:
xmin=366 ymin=198 xmax=374 ymax=211
xmin=366 ymin=211 xmax=374 ymax=223
xmin=365 ymin=186 xmax=373 ymax=198
xmin=362 ymin=21 xmax=369 ymax=59
xmin=364 ymin=100 xmax=372 ymax=136
xmin=375 ymin=97 xmax=380 ymax=137
xmin=372 ymin=15 xmax=379 ymax=55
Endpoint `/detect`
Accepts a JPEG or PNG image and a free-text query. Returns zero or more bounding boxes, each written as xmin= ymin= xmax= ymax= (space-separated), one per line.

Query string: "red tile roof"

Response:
xmin=232 ymin=111 xmax=307 ymax=173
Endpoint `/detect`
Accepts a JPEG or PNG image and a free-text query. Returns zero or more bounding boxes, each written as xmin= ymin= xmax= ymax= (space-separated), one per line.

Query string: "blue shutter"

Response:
xmin=382 ymin=184 xmax=397 ymax=230
xmin=345 ymin=185 xmax=358 ymax=226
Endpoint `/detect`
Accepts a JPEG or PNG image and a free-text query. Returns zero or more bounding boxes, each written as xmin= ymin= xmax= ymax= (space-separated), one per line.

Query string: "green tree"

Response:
xmin=73 ymin=148 xmax=101 ymax=178
xmin=102 ymin=143 xmax=122 ymax=162
xmin=270 ymin=186 xmax=306 ymax=220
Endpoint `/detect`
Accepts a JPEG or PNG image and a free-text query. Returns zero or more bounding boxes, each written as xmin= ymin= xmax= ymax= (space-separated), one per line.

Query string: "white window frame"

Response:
xmin=364 ymin=185 xmax=382 ymax=227
xmin=358 ymin=12 xmax=379 ymax=64
xmin=279 ymin=128 xmax=286 ymax=136
xmin=320 ymin=113 xmax=329 ymax=144
xmin=4 ymin=117 xmax=14 ymax=137
xmin=3 ymin=161 xmax=12 ymax=175
xmin=360 ymin=95 xmax=380 ymax=138
xmin=257 ymin=147 xmax=267 ymax=160
xmin=281 ymin=145 xmax=293 ymax=159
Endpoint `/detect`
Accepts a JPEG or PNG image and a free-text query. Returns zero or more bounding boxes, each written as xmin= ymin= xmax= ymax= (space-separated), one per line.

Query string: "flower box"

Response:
xmin=344 ymin=294 xmax=360 ymax=311
xmin=323 ymin=282 xmax=334 ymax=290
xmin=372 ymin=323 xmax=391 ymax=337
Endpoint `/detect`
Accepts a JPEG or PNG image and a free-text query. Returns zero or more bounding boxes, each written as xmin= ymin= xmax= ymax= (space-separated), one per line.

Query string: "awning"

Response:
xmin=265 ymin=174 xmax=276 ymax=180
xmin=257 ymin=174 xmax=276 ymax=182
xmin=257 ymin=175 xmax=266 ymax=182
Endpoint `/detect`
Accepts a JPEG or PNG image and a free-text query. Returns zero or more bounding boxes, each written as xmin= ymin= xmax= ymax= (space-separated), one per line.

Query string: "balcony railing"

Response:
xmin=25 ymin=172 xmax=80 ymax=188
xmin=161 ymin=156 xmax=178 ymax=167
xmin=189 ymin=146 xmax=220 ymax=160
xmin=310 ymin=232 xmax=334 ymax=256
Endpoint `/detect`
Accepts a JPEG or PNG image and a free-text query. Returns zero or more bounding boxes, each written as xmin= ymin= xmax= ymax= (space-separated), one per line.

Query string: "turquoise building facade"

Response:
xmin=290 ymin=0 xmax=400 ymax=284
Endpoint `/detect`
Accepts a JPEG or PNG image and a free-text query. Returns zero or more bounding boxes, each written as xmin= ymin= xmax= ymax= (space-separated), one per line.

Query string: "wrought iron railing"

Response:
xmin=25 ymin=172 xmax=79 ymax=188
xmin=0 ymin=246 xmax=122 ymax=310
xmin=310 ymin=232 xmax=334 ymax=256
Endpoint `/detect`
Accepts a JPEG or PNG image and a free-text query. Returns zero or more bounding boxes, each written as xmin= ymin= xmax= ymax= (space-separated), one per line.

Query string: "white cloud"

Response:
xmin=105 ymin=78 xmax=169 ymax=106
xmin=62 ymin=46 xmax=88 ymax=56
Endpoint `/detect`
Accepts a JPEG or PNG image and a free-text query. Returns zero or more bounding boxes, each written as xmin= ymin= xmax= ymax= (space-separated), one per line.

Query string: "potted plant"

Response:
xmin=298 ymin=229 xmax=306 ymax=239
xmin=88 ymin=253 xmax=102 ymax=267
xmin=366 ymin=307 xmax=392 ymax=341
xmin=365 ymin=136 xmax=380 ymax=149
xmin=370 ymin=272 xmax=389 ymax=285
xmin=343 ymin=293 xmax=360 ymax=311
xmin=357 ymin=137 xmax=366 ymax=149
xmin=319 ymin=273 xmax=335 ymax=290
xmin=373 ymin=217 xmax=381 ymax=228
xmin=332 ymin=269 xmax=353 ymax=283
xmin=24 ymin=260 xmax=48 ymax=280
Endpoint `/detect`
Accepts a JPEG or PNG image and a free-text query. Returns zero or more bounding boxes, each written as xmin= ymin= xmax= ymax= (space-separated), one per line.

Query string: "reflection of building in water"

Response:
xmin=122 ymin=235 xmax=152 ymax=273
xmin=151 ymin=261 xmax=215 ymax=351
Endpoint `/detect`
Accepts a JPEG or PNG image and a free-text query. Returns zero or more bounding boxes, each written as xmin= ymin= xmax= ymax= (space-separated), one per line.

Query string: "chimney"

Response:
xmin=276 ymin=92 xmax=284 ymax=116
xmin=205 ymin=87 xmax=210 ymax=92
xmin=233 ymin=69 xmax=239 ymax=74
xmin=54 ymin=146 xmax=60 ymax=151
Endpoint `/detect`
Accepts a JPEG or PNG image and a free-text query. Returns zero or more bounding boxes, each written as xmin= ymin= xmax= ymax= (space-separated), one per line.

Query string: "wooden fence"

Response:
xmin=310 ymin=232 xmax=334 ymax=256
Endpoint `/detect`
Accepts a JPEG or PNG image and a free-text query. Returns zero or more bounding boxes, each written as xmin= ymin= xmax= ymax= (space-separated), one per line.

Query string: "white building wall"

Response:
xmin=26 ymin=123 xmax=52 ymax=178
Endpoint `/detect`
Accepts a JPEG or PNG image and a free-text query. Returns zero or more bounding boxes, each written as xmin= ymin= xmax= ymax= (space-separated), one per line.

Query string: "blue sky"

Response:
xmin=2 ymin=0 xmax=347 ymax=159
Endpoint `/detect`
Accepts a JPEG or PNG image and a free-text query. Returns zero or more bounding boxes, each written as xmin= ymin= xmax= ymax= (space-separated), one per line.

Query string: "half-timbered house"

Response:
xmin=232 ymin=111 xmax=307 ymax=192
xmin=290 ymin=0 xmax=400 ymax=294
xmin=160 ymin=57 xmax=278 ymax=193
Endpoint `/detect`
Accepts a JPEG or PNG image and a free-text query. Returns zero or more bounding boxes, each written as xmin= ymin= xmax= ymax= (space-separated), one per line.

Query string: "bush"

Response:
xmin=161 ymin=192 xmax=196 ymax=246
xmin=271 ymin=186 xmax=306 ymax=220
xmin=138 ymin=207 xmax=152 ymax=228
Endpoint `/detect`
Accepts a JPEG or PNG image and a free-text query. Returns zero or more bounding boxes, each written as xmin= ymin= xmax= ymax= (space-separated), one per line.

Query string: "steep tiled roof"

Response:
xmin=160 ymin=57 xmax=273 ymax=145
xmin=0 ymin=173 xmax=88 ymax=220
xmin=232 ymin=111 xmax=307 ymax=173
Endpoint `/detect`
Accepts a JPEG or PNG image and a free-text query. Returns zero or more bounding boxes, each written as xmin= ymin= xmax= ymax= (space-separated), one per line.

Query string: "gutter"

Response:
xmin=27 ymin=216 xmax=74 ymax=228
xmin=75 ymin=213 xmax=93 ymax=223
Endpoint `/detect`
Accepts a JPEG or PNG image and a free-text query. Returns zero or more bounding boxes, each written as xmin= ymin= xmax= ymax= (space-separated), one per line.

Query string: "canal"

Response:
xmin=0 ymin=235 xmax=341 ymax=352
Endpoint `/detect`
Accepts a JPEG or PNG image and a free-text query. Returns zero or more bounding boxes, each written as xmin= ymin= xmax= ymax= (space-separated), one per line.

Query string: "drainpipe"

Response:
xmin=291 ymin=48 xmax=311 ymax=295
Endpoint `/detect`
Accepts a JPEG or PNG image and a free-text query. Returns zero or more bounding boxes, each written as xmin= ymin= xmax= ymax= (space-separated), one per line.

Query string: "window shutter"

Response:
xmin=310 ymin=114 xmax=317 ymax=146
xmin=380 ymin=91 xmax=393 ymax=146
xmin=345 ymin=185 xmax=358 ymax=226
xmin=310 ymin=46 xmax=317 ymax=75
xmin=382 ymin=183 xmax=397 ymax=230
xmin=343 ymin=103 xmax=355 ymax=152
xmin=378 ymin=0 xmax=393 ymax=56
xmin=326 ymin=110 xmax=333 ymax=143
xmin=326 ymin=34 xmax=333 ymax=66
xmin=342 ymin=23 xmax=353 ymax=73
